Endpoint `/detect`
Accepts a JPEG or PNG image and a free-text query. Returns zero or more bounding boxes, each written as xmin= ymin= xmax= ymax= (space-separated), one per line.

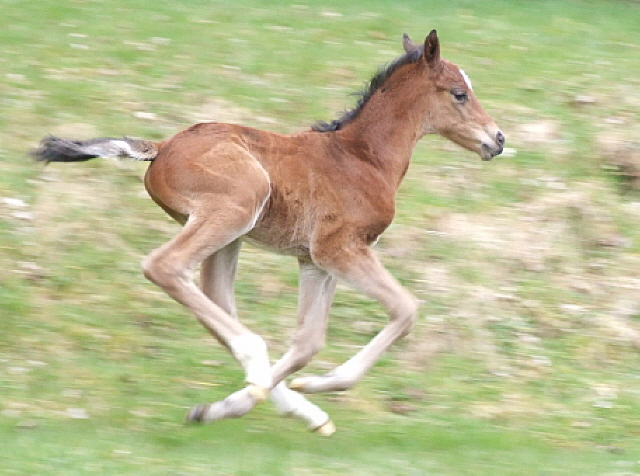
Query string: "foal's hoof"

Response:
xmin=290 ymin=371 xmax=349 ymax=394
xmin=312 ymin=419 xmax=336 ymax=437
xmin=289 ymin=375 xmax=334 ymax=394
xmin=185 ymin=404 xmax=209 ymax=424
xmin=288 ymin=377 xmax=309 ymax=392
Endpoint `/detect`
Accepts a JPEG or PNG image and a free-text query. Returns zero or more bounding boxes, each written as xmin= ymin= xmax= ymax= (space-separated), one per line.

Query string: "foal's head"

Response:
xmin=406 ymin=30 xmax=504 ymax=160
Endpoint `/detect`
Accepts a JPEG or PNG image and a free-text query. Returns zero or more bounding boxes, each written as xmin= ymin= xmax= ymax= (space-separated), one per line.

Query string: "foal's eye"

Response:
xmin=452 ymin=91 xmax=468 ymax=103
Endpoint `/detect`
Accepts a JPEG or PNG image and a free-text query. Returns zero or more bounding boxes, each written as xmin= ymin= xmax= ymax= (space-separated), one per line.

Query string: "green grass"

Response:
xmin=0 ymin=416 xmax=603 ymax=475
xmin=2 ymin=0 xmax=640 ymax=473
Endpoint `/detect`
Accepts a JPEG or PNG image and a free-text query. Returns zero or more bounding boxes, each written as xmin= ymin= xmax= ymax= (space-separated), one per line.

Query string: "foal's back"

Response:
xmin=144 ymin=122 xmax=396 ymax=257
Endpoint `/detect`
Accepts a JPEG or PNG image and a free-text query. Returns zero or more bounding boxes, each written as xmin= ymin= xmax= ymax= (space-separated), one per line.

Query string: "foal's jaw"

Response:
xmin=451 ymin=121 xmax=504 ymax=161
xmin=438 ymin=125 xmax=505 ymax=161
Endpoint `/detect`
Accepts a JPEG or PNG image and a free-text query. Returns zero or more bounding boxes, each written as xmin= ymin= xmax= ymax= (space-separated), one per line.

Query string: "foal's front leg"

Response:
xmin=290 ymin=247 xmax=418 ymax=393
xmin=268 ymin=259 xmax=337 ymax=434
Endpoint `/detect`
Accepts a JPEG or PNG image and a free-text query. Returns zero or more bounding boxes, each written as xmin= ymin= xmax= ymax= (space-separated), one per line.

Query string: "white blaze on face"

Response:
xmin=459 ymin=68 xmax=473 ymax=90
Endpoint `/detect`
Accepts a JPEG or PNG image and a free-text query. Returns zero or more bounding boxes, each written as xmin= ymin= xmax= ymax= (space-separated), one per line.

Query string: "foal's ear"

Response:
xmin=423 ymin=29 xmax=441 ymax=66
xmin=402 ymin=33 xmax=420 ymax=53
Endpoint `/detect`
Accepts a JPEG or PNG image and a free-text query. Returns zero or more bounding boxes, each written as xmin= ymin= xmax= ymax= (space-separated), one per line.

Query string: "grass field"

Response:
xmin=2 ymin=0 xmax=640 ymax=474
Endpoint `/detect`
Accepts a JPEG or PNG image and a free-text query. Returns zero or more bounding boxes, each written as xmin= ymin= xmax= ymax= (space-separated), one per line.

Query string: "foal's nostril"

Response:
xmin=496 ymin=131 xmax=505 ymax=147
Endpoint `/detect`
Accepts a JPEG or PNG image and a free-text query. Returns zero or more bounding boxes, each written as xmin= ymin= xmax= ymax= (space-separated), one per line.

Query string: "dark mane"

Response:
xmin=312 ymin=48 xmax=423 ymax=132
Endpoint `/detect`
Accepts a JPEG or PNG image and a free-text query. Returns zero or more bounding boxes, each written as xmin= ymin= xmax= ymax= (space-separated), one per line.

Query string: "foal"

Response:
xmin=35 ymin=31 xmax=504 ymax=435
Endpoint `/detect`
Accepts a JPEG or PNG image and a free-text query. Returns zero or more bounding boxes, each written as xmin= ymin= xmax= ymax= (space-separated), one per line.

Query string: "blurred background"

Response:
xmin=1 ymin=0 xmax=640 ymax=473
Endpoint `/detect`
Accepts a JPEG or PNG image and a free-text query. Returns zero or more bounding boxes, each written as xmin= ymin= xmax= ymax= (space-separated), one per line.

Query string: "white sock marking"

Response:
xmin=230 ymin=334 xmax=272 ymax=389
xmin=270 ymin=382 xmax=329 ymax=429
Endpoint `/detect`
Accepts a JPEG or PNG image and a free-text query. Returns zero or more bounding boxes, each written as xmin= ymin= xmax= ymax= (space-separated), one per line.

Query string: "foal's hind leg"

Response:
xmin=199 ymin=239 xmax=242 ymax=319
xmin=290 ymin=246 xmax=417 ymax=393
xmin=142 ymin=204 xmax=273 ymax=416
xmin=194 ymin=243 xmax=333 ymax=431
xmin=184 ymin=238 xmax=267 ymax=422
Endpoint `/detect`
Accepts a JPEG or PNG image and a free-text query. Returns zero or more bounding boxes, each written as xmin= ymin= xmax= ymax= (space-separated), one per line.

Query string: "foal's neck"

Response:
xmin=338 ymin=69 xmax=428 ymax=189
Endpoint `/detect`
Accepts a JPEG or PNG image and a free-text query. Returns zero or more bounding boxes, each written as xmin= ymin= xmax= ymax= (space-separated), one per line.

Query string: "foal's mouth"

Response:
xmin=481 ymin=143 xmax=504 ymax=161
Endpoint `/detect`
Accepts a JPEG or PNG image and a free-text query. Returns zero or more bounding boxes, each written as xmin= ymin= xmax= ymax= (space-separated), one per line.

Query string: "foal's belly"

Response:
xmin=244 ymin=215 xmax=312 ymax=258
xmin=243 ymin=233 xmax=311 ymax=258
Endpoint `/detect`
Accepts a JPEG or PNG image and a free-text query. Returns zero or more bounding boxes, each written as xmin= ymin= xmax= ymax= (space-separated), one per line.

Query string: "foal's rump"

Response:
xmin=144 ymin=127 xmax=272 ymax=227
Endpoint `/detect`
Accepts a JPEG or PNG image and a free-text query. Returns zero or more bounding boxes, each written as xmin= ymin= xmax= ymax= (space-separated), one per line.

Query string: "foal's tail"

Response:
xmin=32 ymin=136 xmax=159 ymax=164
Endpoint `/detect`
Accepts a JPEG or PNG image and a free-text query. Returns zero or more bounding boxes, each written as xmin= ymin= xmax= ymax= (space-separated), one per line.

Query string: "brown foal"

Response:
xmin=34 ymin=30 xmax=504 ymax=435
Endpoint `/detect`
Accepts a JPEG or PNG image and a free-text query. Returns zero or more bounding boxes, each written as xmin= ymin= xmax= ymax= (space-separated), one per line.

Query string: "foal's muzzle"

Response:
xmin=481 ymin=130 xmax=505 ymax=161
